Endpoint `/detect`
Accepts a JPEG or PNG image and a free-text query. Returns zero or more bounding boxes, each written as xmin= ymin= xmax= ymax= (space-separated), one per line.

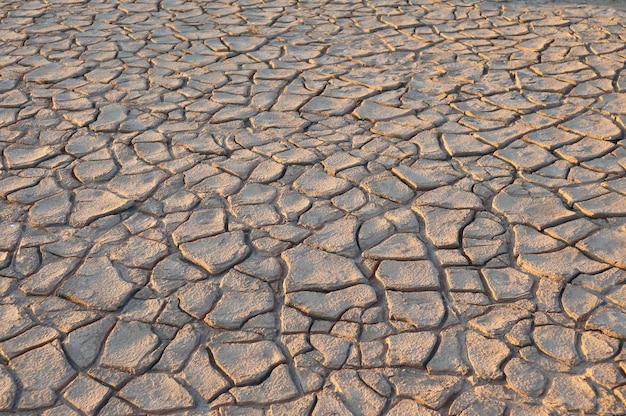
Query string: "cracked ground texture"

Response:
xmin=1 ymin=0 xmax=626 ymax=415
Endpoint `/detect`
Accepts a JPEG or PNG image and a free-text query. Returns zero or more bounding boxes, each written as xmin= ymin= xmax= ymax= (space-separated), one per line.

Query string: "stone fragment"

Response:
xmin=466 ymin=331 xmax=510 ymax=380
xmin=12 ymin=341 xmax=76 ymax=409
xmin=107 ymin=170 xmax=167 ymax=200
xmin=267 ymin=224 xmax=311 ymax=243
xmin=481 ymin=268 xmax=534 ymax=301
xmin=562 ymin=112 xmax=621 ymax=141
xmin=375 ymin=260 xmax=440 ymax=291
xmin=26 ymin=63 xmax=86 ymax=83
xmin=360 ymin=172 xmax=414 ymax=203
xmin=449 ymin=389 xmax=508 ymax=416
xmin=441 ymin=133 xmax=495 ymax=156
xmin=0 ymin=366 xmax=16 ymax=411
xmin=518 ymin=246 xmax=607 ymax=282
xmin=586 ymin=306 xmax=626 ymax=339
xmin=469 ymin=304 xmax=533 ymax=337
xmin=580 ymin=331 xmax=619 ymax=362
xmin=384 ymin=207 xmax=420 ymax=232
xmin=191 ymin=172 xmax=242 ymax=196
xmin=414 ymin=205 xmax=471 ymax=248
xmin=353 ymin=100 xmax=412 ymax=121
xmin=4 ymin=145 xmax=56 ymax=169
xmin=134 ymin=141 xmax=171 ymax=164
xmin=150 ymin=255 xmax=206 ymax=296
xmin=312 ymin=389 xmax=353 ymax=416
xmin=251 ymin=111 xmax=309 ymax=130
xmin=386 ymin=332 xmax=438 ymax=368
xmin=304 ymin=217 xmax=359 ymax=257
xmin=212 ymin=106 xmax=257 ymax=123
xmin=100 ymin=320 xmax=159 ymax=374
xmin=608 ymin=285 xmax=626 ymax=308
xmin=91 ymin=104 xmax=128 ymax=132
xmin=222 ymin=36 xmax=266 ymax=52
xmin=513 ymin=224 xmax=564 ymax=255
xmin=323 ymin=152 xmax=365 ymax=175
xmin=85 ymin=68 xmax=121 ymax=84
xmin=385 ymin=291 xmax=445 ymax=329
xmin=210 ymin=340 xmax=285 ymax=386
xmin=473 ymin=122 xmax=534 ymax=148
xmin=293 ymin=169 xmax=352 ymax=198
xmin=205 ymin=271 xmax=274 ymax=329
xmin=414 ymin=186 xmax=483 ymax=210
xmin=586 ymin=362 xmax=626 ymax=389
xmin=286 ymin=284 xmax=377 ymax=320
xmin=577 ymin=227 xmax=626 ymax=269
xmin=555 ymin=137 xmax=615 ymax=163
xmin=561 ymin=284 xmax=601 ymax=321
xmin=176 ymin=280 xmax=219 ymax=320
xmin=154 ymin=324 xmax=200 ymax=373
xmin=0 ymin=108 xmax=17 ymax=127
xmin=97 ymin=397 xmax=136 ymax=416
xmin=63 ymin=318 xmax=116 ymax=369
xmin=29 ymin=191 xmax=72 ymax=226
xmin=7 ymin=176 xmax=60 ymax=205
xmin=229 ymin=183 xmax=277 ymax=206
xmin=180 ymin=231 xmax=250 ymax=274
xmin=596 ymin=384 xmax=626 ymax=415
xmin=69 ymin=188 xmax=132 ymax=227
xmin=282 ymin=245 xmax=366 ymax=292
xmin=234 ymin=254 xmax=282 ymax=282
xmin=310 ymin=334 xmax=351 ymax=369
xmin=495 ymin=142 xmax=556 ymax=171
xmin=332 ymin=187 xmax=367 ymax=213
xmin=532 ymin=60 xmax=589 ymax=76
xmin=301 ymin=96 xmax=356 ymax=116
xmin=42 ymin=404 xmax=81 ymax=416
xmin=58 ymin=256 xmax=135 ymax=311
xmin=231 ymin=364 xmax=298 ymax=405
xmin=363 ymin=233 xmax=428 ymax=260
xmin=0 ymin=325 xmax=59 ymax=359
xmin=504 ymin=358 xmax=546 ymax=397
xmin=232 ymin=203 xmax=281 ymax=227
xmin=110 ymin=236 xmax=168 ymax=269
xmin=172 ymin=209 xmax=226 ymax=245
xmin=180 ymin=347 xmax=229 ymax=401
xmin=391 ymin=370 xmax=464 ymax=409
xmin=118 ymin=373 xmax=194 ymax=413
xmin=73 ymin=159 xmax=118 ymax=183
xmin=277 ymin=189 xmax=311 ymax=221
xmin=298 ymin=201 xmax=344 ymax=229
xmin=533 ymin=325 xmax=579 ymax=365
xmin=330 ymin=369 xmax=387 ymax=416
xmin=505 ymin=323 xmax=534 ymax=350
xmin=524 ymin=126 xmax=580 ymax=150
xmin=387 ymin=400 xmax=439 ymax=416
xmin=427 ymin=327 xmax=470 ymax=375
xmin=62 ymin=373 xmax=110 ymax=415
xmin=269 ymin=395 xmax=316 ymax=416
xmin=575 ymin=193 xmax=626 ymax=218
xmin=544 ymin=375 xmax=596 ymax=412
xmin=358 ymin=217 xmax=394 ymax=250
xmin=493 ymin=183 xmax=576 ymax=229
xmin=445 ymin=268 xmax=484 ymax=292
xmin=19 ymin=258 xmax=77 ymax=296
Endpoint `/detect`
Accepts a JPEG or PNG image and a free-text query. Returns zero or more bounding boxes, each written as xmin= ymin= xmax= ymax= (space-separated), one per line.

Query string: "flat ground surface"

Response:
xmin=1 ymin=0 xmax=626 ymax=415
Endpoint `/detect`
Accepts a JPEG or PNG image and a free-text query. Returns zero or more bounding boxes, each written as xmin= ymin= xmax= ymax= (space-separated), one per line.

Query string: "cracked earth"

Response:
xmin=1 ymin=0 xmax=626 ymax=415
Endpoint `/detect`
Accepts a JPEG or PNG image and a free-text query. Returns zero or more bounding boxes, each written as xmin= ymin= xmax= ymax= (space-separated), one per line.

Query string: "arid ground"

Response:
xmin=1 ymin=0 xmax=626 ymax=415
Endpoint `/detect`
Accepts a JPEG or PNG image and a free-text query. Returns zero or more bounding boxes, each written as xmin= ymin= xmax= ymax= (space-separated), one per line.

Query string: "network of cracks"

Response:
xmin=1 ymin=0 xmax=626 ymax=415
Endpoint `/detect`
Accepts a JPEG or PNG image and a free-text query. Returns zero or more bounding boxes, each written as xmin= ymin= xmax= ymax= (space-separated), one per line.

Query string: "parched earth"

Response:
xmin=1 ymin=0 xmax=626 ymax=415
